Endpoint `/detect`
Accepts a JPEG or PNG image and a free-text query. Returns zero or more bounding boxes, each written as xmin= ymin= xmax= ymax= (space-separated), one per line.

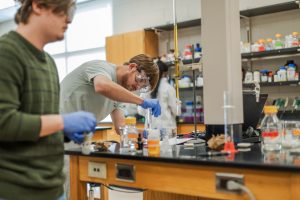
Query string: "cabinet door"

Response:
xmin=106 ymin=34 xmax=124 ymax=65
xmin=123 ymin=30 xmax=145 ymax=62
xmin=106 ymin=30 xmax=158 ymax=65
xmin=144 ymin=31 xmax=158 ymax=57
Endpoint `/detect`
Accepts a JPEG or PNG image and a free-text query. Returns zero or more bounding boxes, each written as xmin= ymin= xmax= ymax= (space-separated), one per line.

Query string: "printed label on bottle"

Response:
xmin=262 ymin=131 xmax=279 ymax=138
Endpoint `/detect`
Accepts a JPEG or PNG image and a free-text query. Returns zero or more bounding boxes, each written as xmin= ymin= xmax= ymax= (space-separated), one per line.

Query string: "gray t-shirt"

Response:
xmin=60 ymin=60 xmax=124 ymax=121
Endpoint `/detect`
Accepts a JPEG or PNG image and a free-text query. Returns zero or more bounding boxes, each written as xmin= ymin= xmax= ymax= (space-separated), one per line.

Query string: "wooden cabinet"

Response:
xmin=106 ymin=30 xmax=158 ymax=65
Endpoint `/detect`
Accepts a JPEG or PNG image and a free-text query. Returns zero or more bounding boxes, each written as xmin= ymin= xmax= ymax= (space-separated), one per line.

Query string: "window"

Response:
xmin=45 ymin=0 xmax=112 ymax=82
xmin=44 ymin=0 xmax=113 ymax=122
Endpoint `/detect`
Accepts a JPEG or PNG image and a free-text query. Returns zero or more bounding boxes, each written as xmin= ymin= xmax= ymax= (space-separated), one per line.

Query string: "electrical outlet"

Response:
xmin=88 ymin=162 xmax=107 ymax=179
xmin=215 ymin=172 xmax=244 ymax=194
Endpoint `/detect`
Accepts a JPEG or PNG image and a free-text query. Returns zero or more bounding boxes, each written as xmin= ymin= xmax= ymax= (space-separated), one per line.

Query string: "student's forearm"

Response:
xmin=111 ymin=109 xmax=125 ymax=135
xmin=40 ymin=115 xmax=64 ymax=137
xmin=102 ymin=83 xmax=143 ymax=104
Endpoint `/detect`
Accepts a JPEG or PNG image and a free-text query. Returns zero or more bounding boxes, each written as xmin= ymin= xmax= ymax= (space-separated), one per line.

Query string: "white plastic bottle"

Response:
xmin=277 ymin=66 xmax=287 ymax=82
xmin=287 ymin=64 xmax=296 ymax=81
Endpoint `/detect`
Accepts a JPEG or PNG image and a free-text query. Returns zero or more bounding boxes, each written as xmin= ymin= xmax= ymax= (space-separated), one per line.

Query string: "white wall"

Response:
xmin=112 ymin=0 xmax=292 ymax=34
xmin=0 ymin=20 xmax=16 ymax=36
xmin=112 ymin=0 xmax=201 ymax=34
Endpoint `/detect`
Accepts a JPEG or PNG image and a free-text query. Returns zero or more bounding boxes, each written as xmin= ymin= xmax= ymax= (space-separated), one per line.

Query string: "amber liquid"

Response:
xmin=148 ymin=140 xmax=160 ymax=156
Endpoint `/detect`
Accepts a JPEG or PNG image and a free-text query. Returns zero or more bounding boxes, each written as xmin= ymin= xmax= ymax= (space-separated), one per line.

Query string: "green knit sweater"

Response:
xmin=0 ymin=31 xmax=64 ymax=200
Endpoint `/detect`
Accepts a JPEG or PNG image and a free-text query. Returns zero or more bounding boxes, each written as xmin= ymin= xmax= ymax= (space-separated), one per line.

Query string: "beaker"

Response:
xmin=148 ymin=129 xmax=160 ymax=156
xmin=282 ymin=120 xmax=300 ymax=149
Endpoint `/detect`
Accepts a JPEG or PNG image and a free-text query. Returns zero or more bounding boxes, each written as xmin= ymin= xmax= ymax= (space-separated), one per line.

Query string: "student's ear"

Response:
xmin=128 ymin=63 xmax=138 ymax=71
xmin=31 ymin=1 xmax=43 ymax=16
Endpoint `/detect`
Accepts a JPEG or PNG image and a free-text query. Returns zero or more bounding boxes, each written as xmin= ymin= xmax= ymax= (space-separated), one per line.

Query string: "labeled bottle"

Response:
xmin=260 ymin=106 xmax=282 ymax=151
xmin=287 ymin=63 xmax=296 ymax=81
xmin=194 ymin=43 xmax=202 ymax=60
xmin=274 ymin=33 xmax=284 ymax=49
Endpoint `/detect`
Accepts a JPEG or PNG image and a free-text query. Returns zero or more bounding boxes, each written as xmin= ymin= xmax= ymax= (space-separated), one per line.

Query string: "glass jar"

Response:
xmin=260 ymin=106 xmax=282 ymax=151
xmin=282 ymin=121 xmax=300 ymax=149
xmin=120 ymin=117 xmax=138 ymax=152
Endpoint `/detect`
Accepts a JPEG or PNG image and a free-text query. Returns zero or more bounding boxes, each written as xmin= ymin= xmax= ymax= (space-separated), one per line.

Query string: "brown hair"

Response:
xmin=14 ymin=0 xmax=75 ymax=24
xmin=129 ymin=54 xmax=159 ymax=92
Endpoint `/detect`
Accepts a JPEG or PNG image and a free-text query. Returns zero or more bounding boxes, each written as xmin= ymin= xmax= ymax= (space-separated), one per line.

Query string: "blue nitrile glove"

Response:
xmin=65 ymin=132 xmax=86 ymax=144
xmin=140 ymin=99 xmax=161 ymax=117
xmin=63 ymin=111 xmax=97 ymax=143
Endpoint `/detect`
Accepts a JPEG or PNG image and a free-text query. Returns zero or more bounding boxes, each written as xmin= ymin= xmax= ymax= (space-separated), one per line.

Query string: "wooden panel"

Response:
xmin=144 ymin=190 xmax=219 ymax=200
xmin=70 ymin=156 xmax=87 ymax=200
xmin=291 ymin=174 xmax=300 ymax=200
xmin=144 ymin=31 xmax=158 ymax=58
xmin=78 ymin=156 xmax=296 ymax=200
xmin=105 ymin=34 xmax=124 ymax=65
xmin=123 ymin=30 xmax=145 ymax=62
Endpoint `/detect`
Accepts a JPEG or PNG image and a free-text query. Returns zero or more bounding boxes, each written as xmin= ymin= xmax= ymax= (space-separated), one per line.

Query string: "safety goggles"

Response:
xmin=135 ymin=70 xmax=151 ymax=93
xmin=67 ymin=2 xmax=76 ymax=22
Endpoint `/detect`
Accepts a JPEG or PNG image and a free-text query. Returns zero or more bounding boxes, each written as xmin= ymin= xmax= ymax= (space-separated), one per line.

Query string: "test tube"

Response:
xmin=146 ymin=108 xmax=152 ymax=130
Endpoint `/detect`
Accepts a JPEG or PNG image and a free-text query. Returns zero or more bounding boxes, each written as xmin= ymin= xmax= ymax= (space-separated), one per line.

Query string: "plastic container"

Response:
xmin=287 ymin=64 xmax=296 ymax=81
xmin=260 ymin=69 xmax=268 ymax=82
xmin=260 ymin=106 xmax=282 ymax=151
xmin=183 ymin=44 xmax=193 ymax=60
xmin=253 ymin=71 xmax=260 ymax=82
xmin=258 ymin=39 xmax=266 ymax=52
xmin=274 ymin=34 xmax=284 ymax=49
xmin=194 ymin=43 xmax=202 ymax=59
xmin=277 ymin=66 xmax=287 ymax=82
xmin=266 ymin=38 xmax=273 ymax=51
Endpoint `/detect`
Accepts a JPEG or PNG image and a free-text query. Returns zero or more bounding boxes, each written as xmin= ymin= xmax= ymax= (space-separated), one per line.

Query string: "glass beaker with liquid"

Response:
xmin=148 ymin=129 xmax=160 ymax=156
xmin=282 ymin=120 xmax=300 ymax=149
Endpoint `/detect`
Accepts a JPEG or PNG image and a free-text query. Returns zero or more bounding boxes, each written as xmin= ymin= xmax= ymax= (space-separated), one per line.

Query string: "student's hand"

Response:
xmin=140 ymin=99 xmax=161 ymax=117
xmin=62 ymin=111 xmax=96 ymax=143
xmin=64 ymin=132 xmax=88 ymax=144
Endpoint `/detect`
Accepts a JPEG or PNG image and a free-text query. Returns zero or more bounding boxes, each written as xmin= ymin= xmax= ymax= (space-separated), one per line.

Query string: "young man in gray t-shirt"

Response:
xmin=60 ymin=54 xmax=161 ymax=133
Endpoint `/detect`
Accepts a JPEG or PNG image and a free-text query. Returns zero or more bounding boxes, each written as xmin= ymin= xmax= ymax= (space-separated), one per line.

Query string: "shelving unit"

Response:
xmin=244 ymin=80 xmax=300 ymax=87
xmin=179 ymin=86 xmax=203 ymax=91
xmin=178 ymin=81 xmax=300 ymax=89
xmin=147 ymin=0 xmax=300 ymax=125
xmin=242 ymin=47 xmax=300 ymax=60
xmin=145 ymin=1 xmax=300 ymax=32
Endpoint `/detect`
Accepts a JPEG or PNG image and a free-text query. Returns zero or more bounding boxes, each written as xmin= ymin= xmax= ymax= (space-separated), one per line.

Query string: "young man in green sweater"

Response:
xmin=0 ymin=1 xmax=96 ymax=200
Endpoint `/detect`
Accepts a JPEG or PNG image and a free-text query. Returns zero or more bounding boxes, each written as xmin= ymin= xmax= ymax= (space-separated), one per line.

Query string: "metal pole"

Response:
xmin=173 ymin=0 xmax=180 ymax=99
xmin=193 ymin=69 xmax=197 ymax=135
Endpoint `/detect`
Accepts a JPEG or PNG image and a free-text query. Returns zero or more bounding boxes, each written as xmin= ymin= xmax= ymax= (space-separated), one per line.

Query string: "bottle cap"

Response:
xmin=264 ymin=106 xmax=278 ymax=114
